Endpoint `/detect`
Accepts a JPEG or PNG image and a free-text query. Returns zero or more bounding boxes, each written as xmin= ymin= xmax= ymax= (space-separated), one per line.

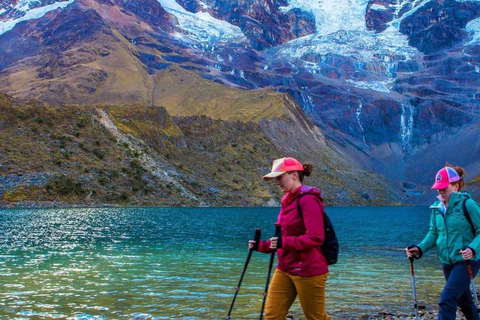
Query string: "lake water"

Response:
xmin=0 ymin=206 xmax=448 ymax=319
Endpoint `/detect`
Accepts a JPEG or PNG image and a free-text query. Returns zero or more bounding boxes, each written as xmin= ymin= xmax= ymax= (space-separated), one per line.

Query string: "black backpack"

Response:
xmin=297 ymin=194 xmax=339 ymax=265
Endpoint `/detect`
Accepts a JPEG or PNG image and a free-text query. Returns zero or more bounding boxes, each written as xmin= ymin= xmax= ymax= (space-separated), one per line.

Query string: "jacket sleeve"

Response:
xmin=281 ymin=195 xmax=324 ymax=251
xmin=258 ymin=240 xmax=273 ymax=254
xmin=417 ymin=210 xmax=438 ymax=255
xmin=466 ymin=199 xmax=480 ymax=257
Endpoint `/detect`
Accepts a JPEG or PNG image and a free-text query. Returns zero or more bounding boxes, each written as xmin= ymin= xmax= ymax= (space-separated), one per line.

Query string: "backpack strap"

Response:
xmin=463 ymin=199 xmax=475 ymax=234
xmin=297 ymin=194 xmax=306 ymax=219
xmin=296 ymin=193 xmax=323 ymax=220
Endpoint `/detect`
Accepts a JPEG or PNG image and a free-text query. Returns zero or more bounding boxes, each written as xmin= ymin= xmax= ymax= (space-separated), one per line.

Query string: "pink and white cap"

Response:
xmin=263 ymin=157 xmax=304 ymax=181
xmin=431 ymin=166 xmax=461 ymax=190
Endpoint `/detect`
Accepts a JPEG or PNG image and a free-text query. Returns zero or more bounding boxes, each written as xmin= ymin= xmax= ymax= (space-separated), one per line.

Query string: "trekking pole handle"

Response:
xmin=463 ymin=247 xmax=474 ymax=279
xmin=274 ymin=224 xmax=281 ymax=249
xmin=467 ymin=260 xmax=474 ymax=279
xmin=409 ymin=257 xmax=415 ymax=276
xmin=252 ymin=228 xmax=261 ymax=251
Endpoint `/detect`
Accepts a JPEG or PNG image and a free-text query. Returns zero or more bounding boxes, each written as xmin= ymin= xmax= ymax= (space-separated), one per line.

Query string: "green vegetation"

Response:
xmin=0 ymin=93 xmax=399 ymax=207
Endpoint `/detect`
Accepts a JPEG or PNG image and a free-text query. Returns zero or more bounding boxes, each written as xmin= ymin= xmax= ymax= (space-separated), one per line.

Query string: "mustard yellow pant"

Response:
xmin=264 ymin=269 xmax=332 ymax=320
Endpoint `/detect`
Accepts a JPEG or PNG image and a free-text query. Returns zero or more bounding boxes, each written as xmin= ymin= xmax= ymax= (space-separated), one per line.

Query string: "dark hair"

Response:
xmin=446 ymin=162 xmax=466 ymax=191
xmin=298 ymin=162 xmax=313 ymax=183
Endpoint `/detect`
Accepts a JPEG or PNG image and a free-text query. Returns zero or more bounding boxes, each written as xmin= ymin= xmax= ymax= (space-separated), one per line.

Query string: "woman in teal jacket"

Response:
xmin=406 ymin=165 xmax=480 ymax=320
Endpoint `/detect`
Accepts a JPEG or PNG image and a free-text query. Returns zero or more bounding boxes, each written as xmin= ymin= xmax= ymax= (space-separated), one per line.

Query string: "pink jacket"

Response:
xmin=259 ymin=185 xmax=328 ymax=277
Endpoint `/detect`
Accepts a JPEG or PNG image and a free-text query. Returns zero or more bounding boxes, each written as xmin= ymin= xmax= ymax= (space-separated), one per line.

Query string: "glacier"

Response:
xmin=280 ymin=0 xmax=369 ymax=34
xmin=273 ymin=0 xmax=419 ymax=74
xmin=0 ymin=0 xmax=76 ymax=35
xmin=156 ymin=0 xmax=245 ymax=43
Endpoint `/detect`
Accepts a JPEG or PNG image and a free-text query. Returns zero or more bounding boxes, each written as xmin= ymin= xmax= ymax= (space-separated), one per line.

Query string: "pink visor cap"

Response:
xmin=263 ymin=157 xmax=304 ymax=181
xmin=431 ymin=166 xmax=461 ymax=190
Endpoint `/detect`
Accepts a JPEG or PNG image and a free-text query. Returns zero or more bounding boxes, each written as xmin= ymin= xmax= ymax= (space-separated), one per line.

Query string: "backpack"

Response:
xmin=297 ymin=194 xmax=339 ymax=265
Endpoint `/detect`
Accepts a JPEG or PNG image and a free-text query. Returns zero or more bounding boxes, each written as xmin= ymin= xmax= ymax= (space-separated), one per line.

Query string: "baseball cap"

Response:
xmin=431 ymin=166 xmax=461 ymax=190
xmin=263 ymin=157 xmax=304 ymax=181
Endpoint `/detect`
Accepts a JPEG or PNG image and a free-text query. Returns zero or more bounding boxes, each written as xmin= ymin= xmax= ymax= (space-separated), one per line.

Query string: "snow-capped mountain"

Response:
xmin=1 ymin=0 xmax=480 ymax=202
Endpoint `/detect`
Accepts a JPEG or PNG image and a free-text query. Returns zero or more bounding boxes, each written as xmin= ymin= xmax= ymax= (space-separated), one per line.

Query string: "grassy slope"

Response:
xmin=153 ymin=66 xmax=290 ymax=122
xmin=0 ymin=94 xmax=280 ymax=206
xmin=1 ymin=26 xmax=153 ymax=106
xmin=0 ymin=93 xmax=400 ymax=207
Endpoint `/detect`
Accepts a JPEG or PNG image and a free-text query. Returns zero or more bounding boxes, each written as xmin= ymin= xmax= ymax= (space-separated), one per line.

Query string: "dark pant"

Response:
xmin=439 ymin=261 xmax=480 ymax=320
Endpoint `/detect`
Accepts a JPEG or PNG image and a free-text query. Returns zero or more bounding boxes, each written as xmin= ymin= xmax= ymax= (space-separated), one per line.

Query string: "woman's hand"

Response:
xmin=248 ymin=240 xmax=256 ymax=250
xmin=406 ymin=246 xmax=420 ymax=259
xmin=460 ymin=248 xmax=474 ymax=260
xmin=269 ymin=237 xmax=278 ymax=250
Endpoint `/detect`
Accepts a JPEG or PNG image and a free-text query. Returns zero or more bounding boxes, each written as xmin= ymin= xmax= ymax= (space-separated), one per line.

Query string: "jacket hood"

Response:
xmin=299 ymin=185 xmax=322 ymax=198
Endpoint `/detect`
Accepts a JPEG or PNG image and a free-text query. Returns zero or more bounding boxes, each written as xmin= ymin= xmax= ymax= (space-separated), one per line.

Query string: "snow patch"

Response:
xmin=346 ymin=80 xmax=390 ymax=93
xmin=389 ymin=0 xmax=432 ymax=28
xmin=466 ymin=17 xmax=480 ymax=46
xmin=369 ymin=4 xmax=387 ymax=11
xmin=301 ymin=92 xmax=315 ymax=114
xmin=198 ymin=1 xmax=211 ymax=10
xmin=15 ymin=0 xmax=42 ymax=12
xmin=0 ymin=0 xmax=75 ymax=35
xmin=156 ymin=0 xmax=245 ymax=43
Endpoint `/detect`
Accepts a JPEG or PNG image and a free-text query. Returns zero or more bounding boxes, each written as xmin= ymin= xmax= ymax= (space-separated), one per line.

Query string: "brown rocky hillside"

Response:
xmin=0 ymin=92 xmax=403 ymax=207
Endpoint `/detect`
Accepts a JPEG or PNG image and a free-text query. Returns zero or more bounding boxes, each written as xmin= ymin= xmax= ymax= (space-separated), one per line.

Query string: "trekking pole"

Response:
xmin=259 ymin=224 xmax=281 ymax=320
xmin=409 ymin=256 xmax=419 ymax=320
xmin=226 ymin=228 xmax=261 ymax=320
xmin=466 ymin=260 xmax=480 ymax=310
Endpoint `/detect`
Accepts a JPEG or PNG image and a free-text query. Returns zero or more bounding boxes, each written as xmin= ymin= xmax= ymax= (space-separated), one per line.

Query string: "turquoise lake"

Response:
xmin=0 ymin=206 xmax=449 ymax=319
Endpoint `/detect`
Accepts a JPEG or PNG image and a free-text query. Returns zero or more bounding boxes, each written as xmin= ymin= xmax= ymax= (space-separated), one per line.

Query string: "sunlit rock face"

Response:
xmin=1 ymin=0 xmax=480 ymax=194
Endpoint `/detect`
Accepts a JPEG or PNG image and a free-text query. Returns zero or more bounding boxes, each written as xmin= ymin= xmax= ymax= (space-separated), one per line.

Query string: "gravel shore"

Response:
xmin=366 ymin=309 xmax=468 ymax=319
xmin=286 ymin=309 xmax=470 ymax=319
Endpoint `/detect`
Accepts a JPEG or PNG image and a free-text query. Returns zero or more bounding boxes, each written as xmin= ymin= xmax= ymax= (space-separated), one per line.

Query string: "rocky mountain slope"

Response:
xmin=0 ymin=92 xmax=403 ymax=207
xmin=1 ymin=0 xmax=480 ymax=205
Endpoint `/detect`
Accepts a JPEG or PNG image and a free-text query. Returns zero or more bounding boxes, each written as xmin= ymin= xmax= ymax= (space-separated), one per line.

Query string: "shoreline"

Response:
xmin=0 ymin=200 xmax=417 ymax=209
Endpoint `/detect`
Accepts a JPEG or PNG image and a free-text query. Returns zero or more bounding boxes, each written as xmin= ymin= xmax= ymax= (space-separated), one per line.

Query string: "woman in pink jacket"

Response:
xmin=249 ymin=157 xmax=332 ymax=320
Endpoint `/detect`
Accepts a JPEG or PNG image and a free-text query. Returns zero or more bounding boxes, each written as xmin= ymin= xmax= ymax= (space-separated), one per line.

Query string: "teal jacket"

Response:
xmin=417 ymin=192 xmax=480 ymax=265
